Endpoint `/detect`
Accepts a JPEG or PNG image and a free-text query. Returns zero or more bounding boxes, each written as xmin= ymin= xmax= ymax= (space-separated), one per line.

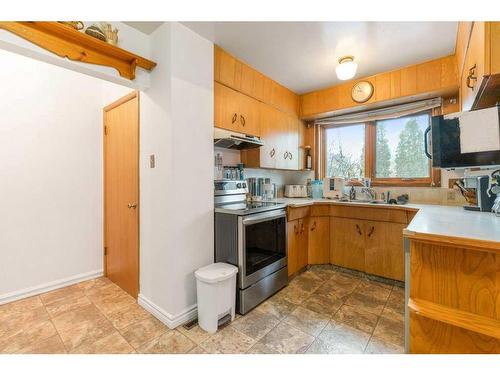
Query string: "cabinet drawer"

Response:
xmin=310 ymin=204 xmax=330 ymax=217
xmin=329 ymin=205 xmax=409 ymax=224
xmin=287 ymin=206 xmax=310 ymax=221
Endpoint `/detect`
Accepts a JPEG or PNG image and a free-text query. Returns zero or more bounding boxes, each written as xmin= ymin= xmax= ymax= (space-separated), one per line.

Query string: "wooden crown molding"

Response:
xmin=0 ymin=21 xmax=157 ymax=80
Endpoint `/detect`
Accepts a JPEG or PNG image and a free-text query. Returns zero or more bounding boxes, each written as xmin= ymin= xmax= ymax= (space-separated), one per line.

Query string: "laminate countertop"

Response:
xmin=272 ymin=197 xmax=500 ymax=246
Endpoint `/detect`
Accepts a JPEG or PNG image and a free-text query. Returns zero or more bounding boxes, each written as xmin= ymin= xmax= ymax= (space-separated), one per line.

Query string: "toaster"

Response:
xmin=284 ymin=185 xmax=308 ymax=198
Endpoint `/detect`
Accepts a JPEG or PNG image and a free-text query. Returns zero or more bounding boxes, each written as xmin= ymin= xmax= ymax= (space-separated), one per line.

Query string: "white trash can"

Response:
xmin=195 ymin=262 xmax=238 ymax=333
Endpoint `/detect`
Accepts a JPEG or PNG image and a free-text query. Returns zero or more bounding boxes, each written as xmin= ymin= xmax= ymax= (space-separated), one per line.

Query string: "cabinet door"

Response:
xmin=258 ymin=102 xmax=278 ymax=168
xmin=461 ymin=22 xmax=486 ymax=111
xmin=297 ymin=218 xmax=309 ymax=270
xmin=330 ymin=217 xmax=365 ymax=272
xmin=238 ymin=93 xmax=261 ymax=137
xmin=287 ymin=220 xmax=299 ymax=276
xmin=217 ymin=48 xmax=240 ymax=89
xmin=214 ymin=82 xmax=240 ymax=132
xmin=275 ymin=110 xmax=290 ymax=170
xmin=286 ymin=115 xmax=299 ymax=170
xmin=239 ymin=62 xmax=255 ymax=96
xmin=364 ymin=221 xmax=406 ymax=281
xmin=308 ymin=217 xmax=330 ymax=264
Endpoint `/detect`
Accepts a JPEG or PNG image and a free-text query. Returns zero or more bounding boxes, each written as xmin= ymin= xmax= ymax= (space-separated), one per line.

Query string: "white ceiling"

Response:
xmin=123 ymin=22 xmax=164 ymax=35
xmin=182 ymin=22 xmax=458 ymax=94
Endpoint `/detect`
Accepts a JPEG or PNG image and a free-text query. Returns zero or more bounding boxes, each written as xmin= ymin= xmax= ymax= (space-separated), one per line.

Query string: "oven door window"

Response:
xmin=244 ymin=215 xmax=286 ymax=276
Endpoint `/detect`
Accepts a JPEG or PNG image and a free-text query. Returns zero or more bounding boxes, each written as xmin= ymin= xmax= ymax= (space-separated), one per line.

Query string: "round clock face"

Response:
xmin=351 ymin=81 xmax=374 ymax=103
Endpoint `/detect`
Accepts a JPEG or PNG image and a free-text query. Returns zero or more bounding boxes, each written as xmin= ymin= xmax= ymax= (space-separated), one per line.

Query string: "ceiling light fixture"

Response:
xmin=336 ymin=56 xmax=357 ymax=81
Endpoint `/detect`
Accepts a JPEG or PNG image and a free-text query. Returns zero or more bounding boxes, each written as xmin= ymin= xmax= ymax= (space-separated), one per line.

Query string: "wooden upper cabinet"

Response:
xmin=214 ymin=82 xmax=240 ymax=132
xmin=238 ymin=93 xmax=261 ymax=137
xmin=299 ymin=55 xmax=459 ymax=118
xmin=375 ymin=72 xmax=392 ymax=102
xmin=459 ymin=22 xmax=500 ymax=111
xmin=215 ymin=46 xmax=240 ymax=89
xmin=400 ymin=65 xmax=417 ymax=97
xmin=417 ymin=59 xmax=442 ymax=93
xmin=214 ymin=81 xmax=260 ymax=137
xmin=214 ymin=45 xmax=299 ymax=116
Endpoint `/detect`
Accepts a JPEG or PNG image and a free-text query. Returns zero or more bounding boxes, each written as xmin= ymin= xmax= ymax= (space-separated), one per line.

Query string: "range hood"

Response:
xmin=214 ymin=128 xmax=264 ymax=150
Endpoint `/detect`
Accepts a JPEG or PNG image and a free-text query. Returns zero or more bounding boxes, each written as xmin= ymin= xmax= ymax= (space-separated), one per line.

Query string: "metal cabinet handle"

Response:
xmin=355 ymin=224 xmax=362 ymax=236
xmin=240 ymin=115 xmax=246 ymax=126
xmin=128 ymin=202 xmax=138 ymax=209
xmin=311 ymin=221 xmax=317 ymax=231
xmin=300 ymin=223 xmax=304 ymax=234
xmin=367 ymin=226 xmax=375 ymax=237
xmin=294 ymin=224 xmax=299 ymax=235
xmin=270 ymin=148 xmax=275 ymax=157
xmin=284 ymin=151 xmax=289 ymax=159
xmin=288 ymin=152 xmax=293 ymax=160
xmin=231 ymin=113 xmax=238 ymax=124
xmin=466 ymin=64 xmax=477 ymax=89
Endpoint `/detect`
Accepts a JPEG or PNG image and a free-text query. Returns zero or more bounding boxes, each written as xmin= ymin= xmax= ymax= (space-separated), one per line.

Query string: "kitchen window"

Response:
xmin=322 ymin=111 xmax=435 ymax=186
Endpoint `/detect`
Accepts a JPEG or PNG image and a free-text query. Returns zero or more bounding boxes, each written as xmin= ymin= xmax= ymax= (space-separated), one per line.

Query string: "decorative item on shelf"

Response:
xmin=336 ymin=55 xmax=357 ymax=80
xmin=100 ymin=22 xmax=119 ymax=46
xmin=58 ymin=21 xmax=84 ymax=31
xmin=84 ymin=23 xmax=106 ymax=41
xmin=304 ymin=146 xmax=312 ymax=170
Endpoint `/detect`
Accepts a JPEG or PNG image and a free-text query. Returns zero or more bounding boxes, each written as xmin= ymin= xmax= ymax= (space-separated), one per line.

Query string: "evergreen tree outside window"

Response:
xmin=375 ymin=113 xmax=430 ymax=178
xmin=322 ymin=111 xmax=432 ymax=185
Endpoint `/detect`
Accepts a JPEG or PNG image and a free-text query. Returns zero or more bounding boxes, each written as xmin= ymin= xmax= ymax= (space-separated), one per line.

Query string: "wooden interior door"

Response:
xmin=104 ymin=91 xmax=140 ymax=298
xmin=330 ymin=217 xmax=365 ymax=272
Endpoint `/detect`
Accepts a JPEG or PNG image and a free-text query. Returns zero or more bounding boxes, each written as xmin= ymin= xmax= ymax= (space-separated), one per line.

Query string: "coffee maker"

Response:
xmin=463 ymin=175 xmax=496 ymax=212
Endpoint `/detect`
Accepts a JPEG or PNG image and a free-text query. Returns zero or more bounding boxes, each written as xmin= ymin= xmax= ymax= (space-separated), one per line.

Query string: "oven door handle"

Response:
xmin=241 ymin=210 xmax=287 ymax=225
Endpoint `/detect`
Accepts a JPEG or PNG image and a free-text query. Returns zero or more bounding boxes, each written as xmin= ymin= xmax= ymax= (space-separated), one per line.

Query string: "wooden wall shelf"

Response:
xmin=0 ymin=21 xmax=157 ymax=80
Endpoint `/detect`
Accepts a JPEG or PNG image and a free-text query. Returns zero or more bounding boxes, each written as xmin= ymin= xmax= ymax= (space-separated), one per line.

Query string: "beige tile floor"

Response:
xmin=0 ymin=265 xmax=405 ymax=354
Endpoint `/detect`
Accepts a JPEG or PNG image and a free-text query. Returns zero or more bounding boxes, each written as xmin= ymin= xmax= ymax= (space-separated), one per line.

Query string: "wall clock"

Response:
xmin=351 ymin=81 xmax=374 ymax=103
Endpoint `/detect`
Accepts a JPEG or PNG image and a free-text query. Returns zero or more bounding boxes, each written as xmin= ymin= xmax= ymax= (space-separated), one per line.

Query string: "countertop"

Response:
xmin=271 ymin=197 xmax=500 ymax=246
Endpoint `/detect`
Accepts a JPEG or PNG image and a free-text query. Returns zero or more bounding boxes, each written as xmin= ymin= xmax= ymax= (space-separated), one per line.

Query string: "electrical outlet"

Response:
xmin=447 ymin=190 xmax=456 ymax=200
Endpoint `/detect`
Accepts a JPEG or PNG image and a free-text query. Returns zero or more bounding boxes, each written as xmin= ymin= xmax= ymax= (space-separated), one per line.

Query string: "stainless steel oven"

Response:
xmin=238 ymin=209 xmax=287 ymax=289
xmin=214 ymin=180 xmax=288 ymax=314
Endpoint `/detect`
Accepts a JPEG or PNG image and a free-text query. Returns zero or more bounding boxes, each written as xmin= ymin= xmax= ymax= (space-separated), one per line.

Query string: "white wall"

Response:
xmin=0 ymin=49 xmax=131 ymax=301
xmin=138 ymin=23 xmax=214 ymax=326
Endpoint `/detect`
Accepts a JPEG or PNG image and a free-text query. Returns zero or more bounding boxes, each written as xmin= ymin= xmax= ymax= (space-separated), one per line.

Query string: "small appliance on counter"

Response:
xmin=323 ymin=177 xmax=345 ymax=199
xmin=284 ymin=184 xmax=308 ymax=198
xmin=456 ymin=175 xmax=497 ymax=212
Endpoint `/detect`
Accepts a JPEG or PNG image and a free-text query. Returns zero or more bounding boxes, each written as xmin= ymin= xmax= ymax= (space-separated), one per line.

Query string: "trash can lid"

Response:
xmin=195 ymin=262 xmax=238 ymax=284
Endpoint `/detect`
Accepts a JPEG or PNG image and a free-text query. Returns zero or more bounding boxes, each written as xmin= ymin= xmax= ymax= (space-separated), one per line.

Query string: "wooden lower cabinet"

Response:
xmin=308 ymin=217 xmax=330 ymax=264
xmin=330 ymin=217 xmax=365 ymax=272
xmin=286 ymin=205 xmax=408 ymax=282
xmin=329 ymin=217 xmax=406 ymax=281
xmin=364 ymin=220 xmax=406 ymax=281
xmin=287 ymin=218 xmax=308 ymax=276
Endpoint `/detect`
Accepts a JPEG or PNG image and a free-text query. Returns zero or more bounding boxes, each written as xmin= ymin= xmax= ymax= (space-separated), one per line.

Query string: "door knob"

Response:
xmin=127 ymin=202 xmax=138 ymax=209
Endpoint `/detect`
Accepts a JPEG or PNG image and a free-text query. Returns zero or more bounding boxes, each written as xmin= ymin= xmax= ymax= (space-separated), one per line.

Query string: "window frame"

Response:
xmin=320 ymin=110 xmax=440 ymax=187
